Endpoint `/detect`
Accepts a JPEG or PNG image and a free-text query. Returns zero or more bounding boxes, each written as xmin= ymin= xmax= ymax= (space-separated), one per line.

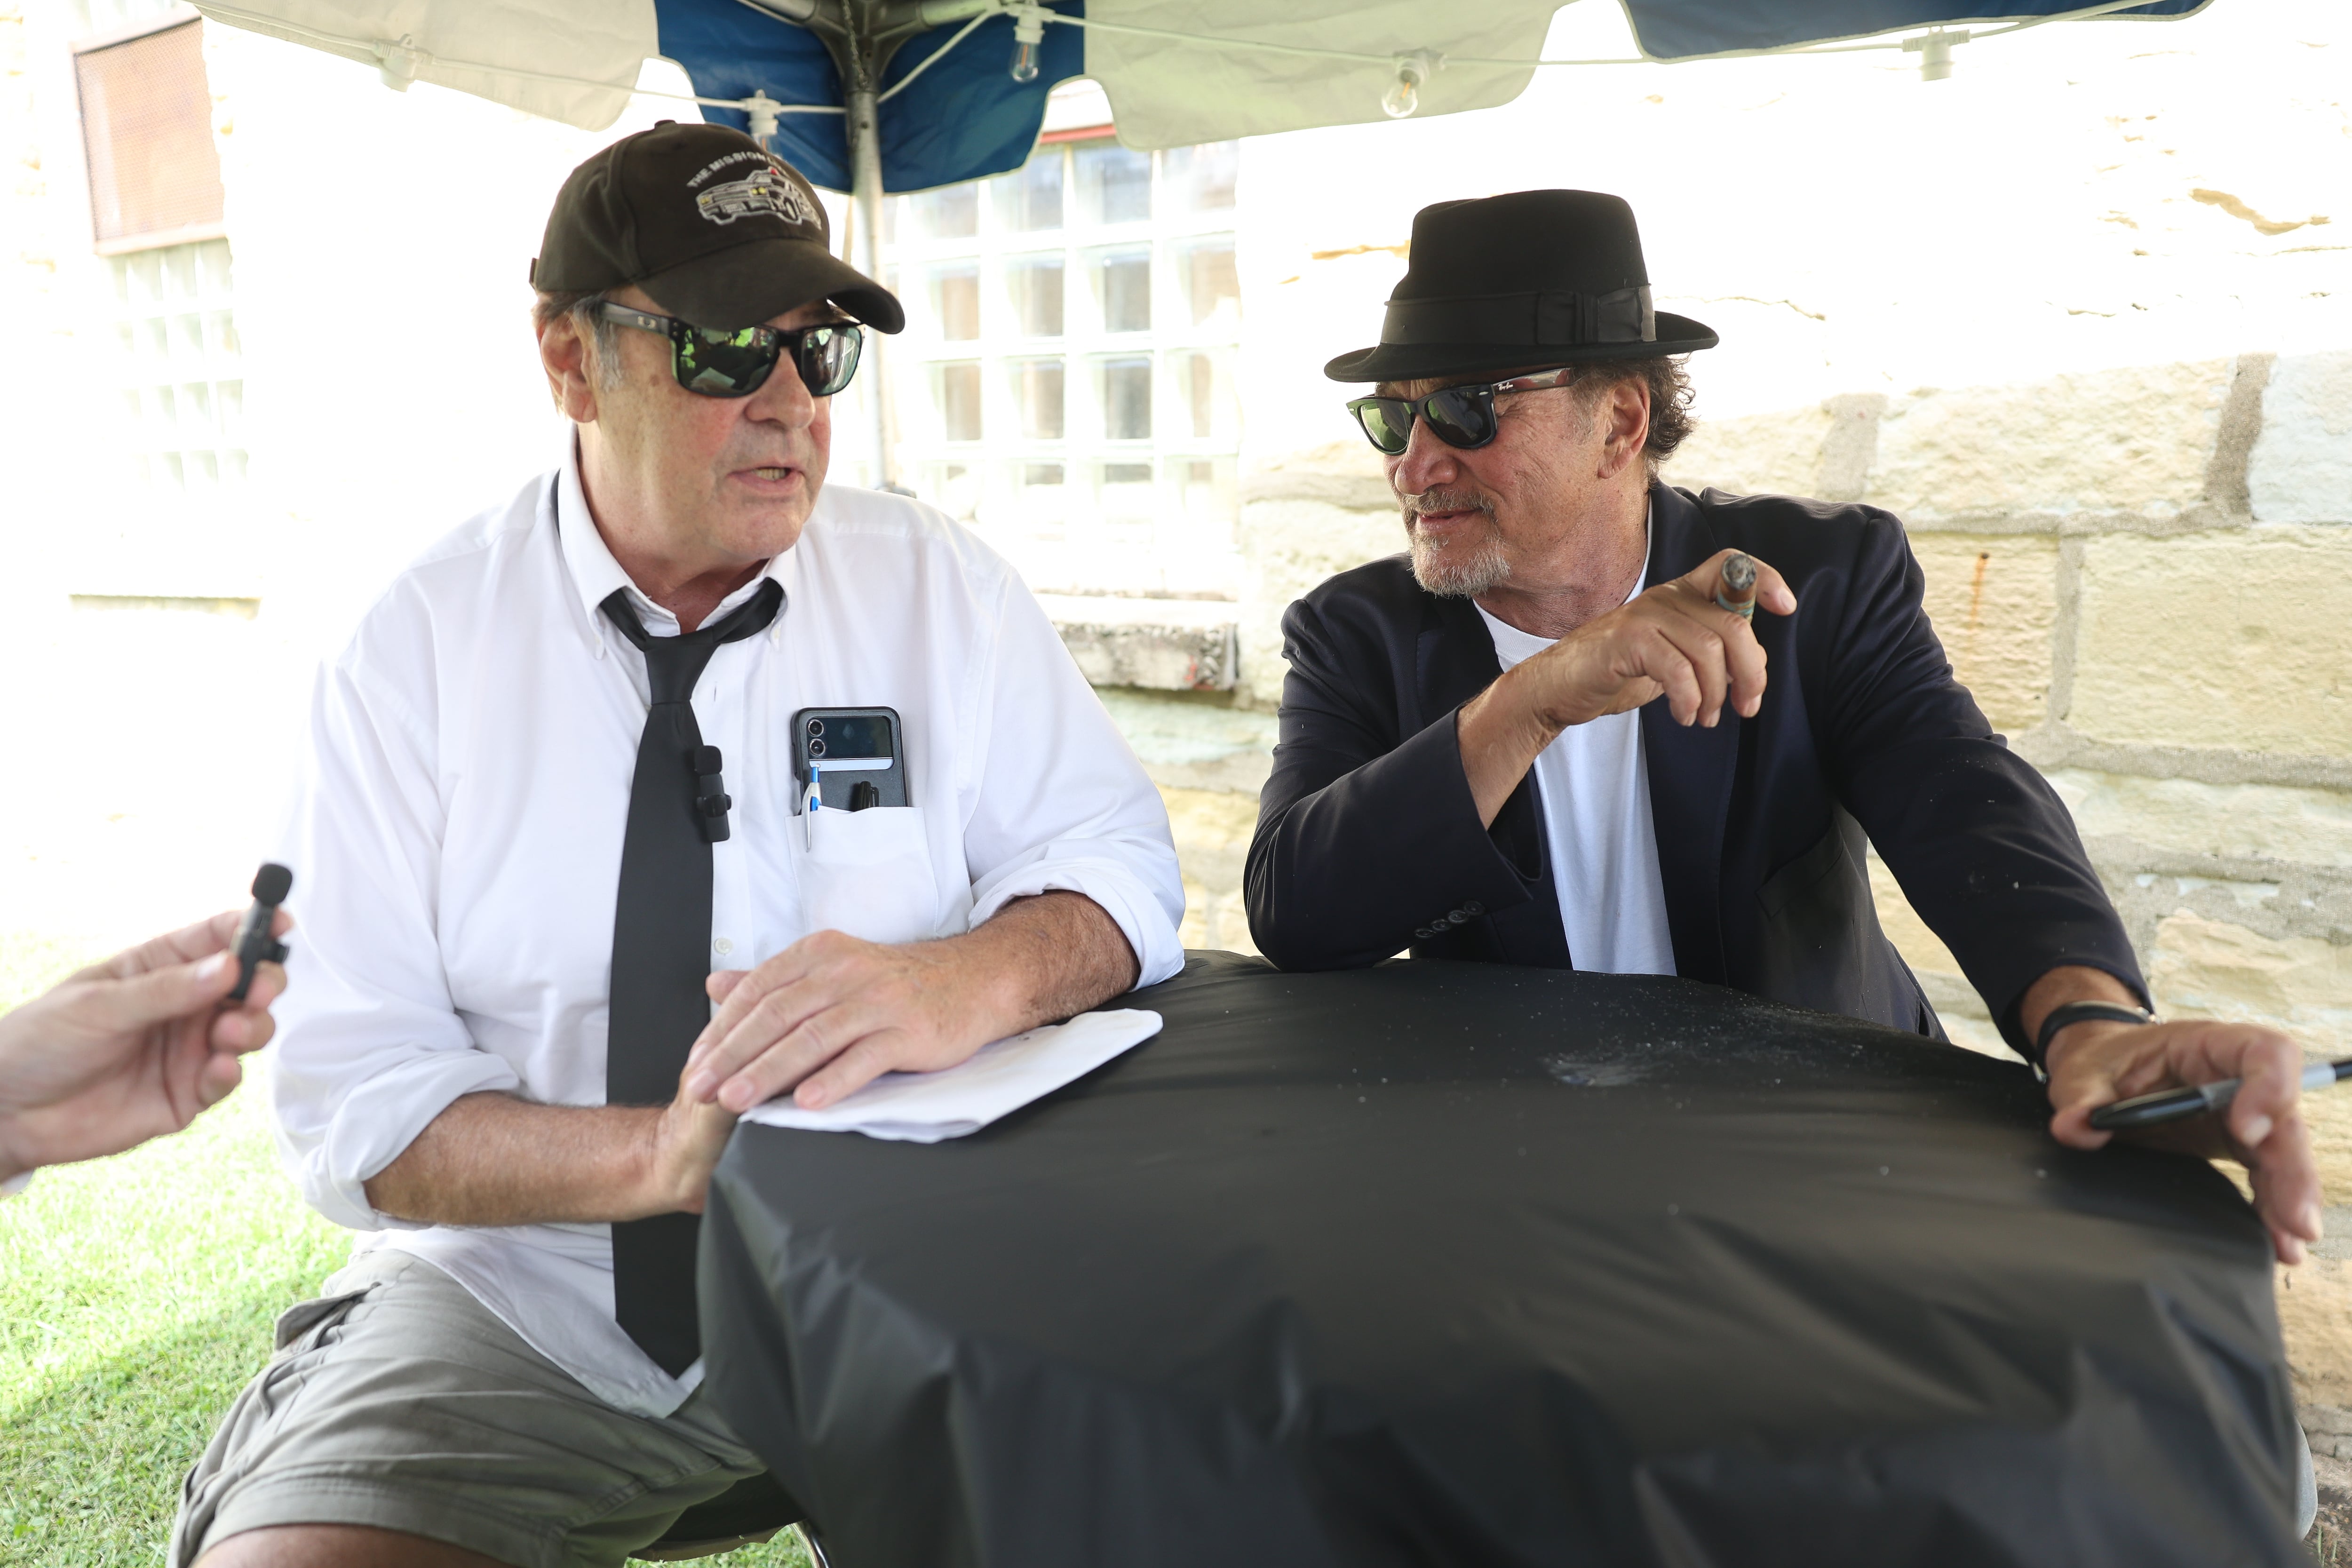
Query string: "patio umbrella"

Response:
xmin=191 ymin=0 xmax=2214 ymax=482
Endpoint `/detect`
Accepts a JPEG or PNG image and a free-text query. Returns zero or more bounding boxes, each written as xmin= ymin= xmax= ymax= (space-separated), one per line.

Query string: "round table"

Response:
xmin=698 ymin=953 xmax=2301 ymax=1568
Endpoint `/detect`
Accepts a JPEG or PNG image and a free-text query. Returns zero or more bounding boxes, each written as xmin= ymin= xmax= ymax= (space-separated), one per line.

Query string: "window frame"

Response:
xmin=883 ymin=135 xmax=1242 ymax=588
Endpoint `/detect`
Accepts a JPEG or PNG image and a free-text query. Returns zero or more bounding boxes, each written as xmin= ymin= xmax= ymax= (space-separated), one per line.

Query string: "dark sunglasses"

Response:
xmin=1345 ymin=366 xmax=1581 ymax=455
xmin=598 ymin=302 xmax=864 ymax=399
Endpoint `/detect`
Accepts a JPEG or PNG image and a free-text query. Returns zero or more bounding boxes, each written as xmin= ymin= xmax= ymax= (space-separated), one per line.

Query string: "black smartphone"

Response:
xmin=792 ymin=707 xmax=908 ymax=811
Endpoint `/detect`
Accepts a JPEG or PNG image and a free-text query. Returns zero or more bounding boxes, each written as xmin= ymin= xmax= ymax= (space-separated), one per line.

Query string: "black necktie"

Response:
xmin=600 ymin=577 xmax=783 ymax=1376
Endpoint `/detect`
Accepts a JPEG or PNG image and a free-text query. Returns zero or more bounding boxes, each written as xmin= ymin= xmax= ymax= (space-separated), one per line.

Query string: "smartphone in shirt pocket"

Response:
xmin=792 ymin=707 xmax=938 ymax=942
xmin=794 ymin=708 xmax=908 ymax=811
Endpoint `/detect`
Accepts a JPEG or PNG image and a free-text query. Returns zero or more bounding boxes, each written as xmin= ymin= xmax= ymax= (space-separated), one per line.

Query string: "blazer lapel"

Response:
xmin=1416 ymin=589 xmax=1571 ymax=967
xmin=1416 ymin=590 xmax=1502 ymax=716
xmin=1640 ymin=485 xmax=1738 ymax=985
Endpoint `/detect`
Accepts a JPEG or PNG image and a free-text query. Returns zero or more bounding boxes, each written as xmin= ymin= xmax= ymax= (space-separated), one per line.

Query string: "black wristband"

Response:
xmin=2034 ymin=1000 xmax=2155 ymax=1069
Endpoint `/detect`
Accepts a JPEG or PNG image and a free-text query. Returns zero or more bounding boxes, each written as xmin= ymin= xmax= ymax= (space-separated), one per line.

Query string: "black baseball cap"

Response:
xmin=532 ymin=121 xmax=904 ymax=335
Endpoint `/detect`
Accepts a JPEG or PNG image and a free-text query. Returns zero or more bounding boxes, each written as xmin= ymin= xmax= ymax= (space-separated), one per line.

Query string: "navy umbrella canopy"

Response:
xmin=657 ymin=0 xmax=1085 ymax=195
xmin=659 ymin=0 xmax=2212 ymax=193
xmin=200 ymin=0 xmax=2214 ymax=195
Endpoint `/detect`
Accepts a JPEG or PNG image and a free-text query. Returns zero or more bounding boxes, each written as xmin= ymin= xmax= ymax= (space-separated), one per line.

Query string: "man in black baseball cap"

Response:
xmin=174 ymin=123 xmax=1184 ymax=1568
xmin=1247 ymin=189 xmax=2323 ymax=1294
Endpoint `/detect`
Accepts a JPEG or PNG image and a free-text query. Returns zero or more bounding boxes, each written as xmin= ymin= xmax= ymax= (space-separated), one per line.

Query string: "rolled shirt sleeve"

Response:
xmin=270 ymin=622 xmax=519 ymax=1232
xmin=959 ymin=575 xmax=1186 ymax=988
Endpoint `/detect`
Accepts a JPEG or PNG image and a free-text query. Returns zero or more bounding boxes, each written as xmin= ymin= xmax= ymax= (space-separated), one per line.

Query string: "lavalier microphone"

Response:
xmin=228 ymin=863 xmax=294 ymax=1003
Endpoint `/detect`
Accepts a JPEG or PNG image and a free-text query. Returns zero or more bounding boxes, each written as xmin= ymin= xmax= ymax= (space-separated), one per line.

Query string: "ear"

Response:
xmin=1594 ymin=374 xmax=1652 ymax=481
xmin=539 ymin=311 xmax=601 ymax=425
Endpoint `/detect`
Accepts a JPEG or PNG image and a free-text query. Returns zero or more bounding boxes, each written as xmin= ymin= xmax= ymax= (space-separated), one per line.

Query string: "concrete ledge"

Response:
xmin=2015 ymin=725 xmax=2352 ymax=793
xmin=1899 ymin=504 xmax=2257 ymax=537
xmin=1092 ymin=688 xmax=1277 ymax=796
xmin=1039 ymin=595 xmax=1240 ymax=692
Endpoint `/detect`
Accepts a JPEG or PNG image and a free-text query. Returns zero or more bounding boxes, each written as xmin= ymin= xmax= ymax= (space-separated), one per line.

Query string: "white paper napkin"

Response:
xmin=737 ymin=1009 xmax=1163 ymax=1143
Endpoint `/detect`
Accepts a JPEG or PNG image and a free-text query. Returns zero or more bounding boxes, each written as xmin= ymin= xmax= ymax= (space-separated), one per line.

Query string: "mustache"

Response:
xmin=1401 ymin=487 xmax=1497 ymax=527
xmin=722 ymin=430 xmax=819 ymax=472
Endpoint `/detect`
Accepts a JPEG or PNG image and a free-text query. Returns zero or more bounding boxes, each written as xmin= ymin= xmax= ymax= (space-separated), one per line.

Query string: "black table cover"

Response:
xmin=698 ymin=954 xmax=2302 ymax=1568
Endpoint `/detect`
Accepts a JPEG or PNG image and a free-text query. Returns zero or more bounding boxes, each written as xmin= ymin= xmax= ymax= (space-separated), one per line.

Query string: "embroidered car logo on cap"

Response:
xmin=697 ymin=166 xmax=815 ymax=227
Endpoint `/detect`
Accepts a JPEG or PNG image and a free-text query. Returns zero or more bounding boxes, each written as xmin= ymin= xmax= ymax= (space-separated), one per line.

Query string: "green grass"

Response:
xmin=0 ymin=933 xmax=807 ymax=1567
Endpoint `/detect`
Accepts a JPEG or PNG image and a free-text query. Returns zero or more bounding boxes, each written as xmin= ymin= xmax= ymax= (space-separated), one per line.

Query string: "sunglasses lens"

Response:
xmin=1422 ymin=386 xmax=1495 ymax=449
xmin=1352 ymin=398 xmax=1414 ymax=455
xmin=798 ymin=325 xmax=863 ymax=398
xmin=674 ymin=325 xmax=779 ymax=398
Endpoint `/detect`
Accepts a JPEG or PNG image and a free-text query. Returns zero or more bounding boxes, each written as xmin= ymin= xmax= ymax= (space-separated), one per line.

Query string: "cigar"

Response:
xmin=1715 ymin=553 xmax=1758 ymax=620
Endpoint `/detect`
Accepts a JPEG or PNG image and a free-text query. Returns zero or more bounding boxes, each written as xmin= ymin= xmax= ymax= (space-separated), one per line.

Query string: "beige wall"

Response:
xmin=1661 ymin=354 xmax=2352 ymax=1060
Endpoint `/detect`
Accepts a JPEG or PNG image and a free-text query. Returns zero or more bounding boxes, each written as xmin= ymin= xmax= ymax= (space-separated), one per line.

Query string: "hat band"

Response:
xmin=1380 ymin=285 xmax=1655 ymax=350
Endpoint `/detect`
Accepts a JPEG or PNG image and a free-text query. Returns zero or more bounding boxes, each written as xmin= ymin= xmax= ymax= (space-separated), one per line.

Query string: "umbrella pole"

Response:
xmin=845 ymin=84 xmax=896 ymax=493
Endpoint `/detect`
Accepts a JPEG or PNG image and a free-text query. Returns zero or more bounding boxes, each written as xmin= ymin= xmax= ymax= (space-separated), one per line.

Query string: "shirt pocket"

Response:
xmin=801 ymin=805 xmax=942 ymax=946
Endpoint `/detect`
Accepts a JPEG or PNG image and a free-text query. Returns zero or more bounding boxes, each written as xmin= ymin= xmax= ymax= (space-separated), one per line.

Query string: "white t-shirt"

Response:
xmin=1474 ymin=566 xmax=1676 ymax=977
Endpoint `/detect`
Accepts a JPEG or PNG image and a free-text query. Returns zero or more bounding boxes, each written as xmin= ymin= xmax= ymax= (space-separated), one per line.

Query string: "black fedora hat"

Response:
xmin=1324 ymin=190 xmax=1715 ymax=384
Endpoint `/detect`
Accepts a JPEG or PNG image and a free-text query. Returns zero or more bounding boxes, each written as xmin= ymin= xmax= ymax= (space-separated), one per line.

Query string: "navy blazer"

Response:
xmin=1244 ymin=482 xmax=2146 ymax=1054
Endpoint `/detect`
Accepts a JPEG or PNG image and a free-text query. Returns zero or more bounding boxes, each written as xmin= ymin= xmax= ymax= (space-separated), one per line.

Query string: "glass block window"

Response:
xmin=1093 ymin=247 xmax=1152 ymax=334
xmin=1162 ymin=143 xmax=1238 ymax=214
xmin=996 ymin=156 xmax=1063 ymax=232
xmin=934 ymin=361 xmax=983 ymax=444
xmin=1074 ymin=143 xmax=1152 ymax=225
xmin=1012 ymin=358 xmax=1065 ymax=441
xmin=1099 ymin=356 xmax=1152 ymax=441
xmin=1178 ymin=239 xmax=1240 ymax=330
xmin=908 ymin=183 xmax=978 ymax=242
xmin=109 ymin=238 xmax=246 ymax=494
xmin=883 ymin=136 xmax=1242 ymax=597
xmin=932 ymin=263 xmax=981 ymax=341
xmin=1009 ymin=256 xmax=1065 ymax=338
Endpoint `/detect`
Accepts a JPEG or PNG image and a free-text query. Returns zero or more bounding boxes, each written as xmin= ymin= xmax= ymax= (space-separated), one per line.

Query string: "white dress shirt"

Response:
xmin=1473 ymin=516 xmax=1675 ymax=976
xmin=270 ymin=446 xmax=1184 ymax=1417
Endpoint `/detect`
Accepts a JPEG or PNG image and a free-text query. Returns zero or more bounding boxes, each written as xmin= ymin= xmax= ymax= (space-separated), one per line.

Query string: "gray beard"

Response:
xmin=1409 ymin=533 xmax=1511 ymax=597
xmin=1403 ymin=491 xmax=1510 ymax=597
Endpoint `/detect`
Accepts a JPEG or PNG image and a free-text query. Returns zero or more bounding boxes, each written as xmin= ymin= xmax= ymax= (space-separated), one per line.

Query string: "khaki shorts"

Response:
xmin=171 ymin=1250 xmax=774 ymax=1568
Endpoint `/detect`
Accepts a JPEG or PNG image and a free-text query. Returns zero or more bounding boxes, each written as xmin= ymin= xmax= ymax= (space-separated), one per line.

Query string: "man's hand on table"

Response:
xmin=0 ymin=909 xmax=290 ymax=1183
xmin=2029 ymin=966 xmax=2321 ymax=1265
xmin=365 ymin=894 xmax=1137 ymax=1227
xmin=685 ymin=891 xmax=1140 ymax=1116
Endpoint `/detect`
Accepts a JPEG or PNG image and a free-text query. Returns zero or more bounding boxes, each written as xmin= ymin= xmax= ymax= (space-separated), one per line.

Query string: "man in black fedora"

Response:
xmin=1246 ymin=189 xmax=2323 ymax=1270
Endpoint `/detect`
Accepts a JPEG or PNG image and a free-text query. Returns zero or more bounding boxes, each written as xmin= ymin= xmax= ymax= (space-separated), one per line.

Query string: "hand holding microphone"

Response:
xmin=0 ymin=864 xmax=294 ymax=1185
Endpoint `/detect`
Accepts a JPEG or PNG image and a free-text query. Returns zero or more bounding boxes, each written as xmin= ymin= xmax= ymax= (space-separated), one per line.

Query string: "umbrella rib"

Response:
xmin=877 ymin=8 xmax=995 ymax=103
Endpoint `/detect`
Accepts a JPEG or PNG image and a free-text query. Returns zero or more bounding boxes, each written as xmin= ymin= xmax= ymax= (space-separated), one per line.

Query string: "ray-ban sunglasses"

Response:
xmin=598 ymin=302 xmax=864 ymax=399
xmin=1346 ymin=366 xmax=1583 ymax=455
